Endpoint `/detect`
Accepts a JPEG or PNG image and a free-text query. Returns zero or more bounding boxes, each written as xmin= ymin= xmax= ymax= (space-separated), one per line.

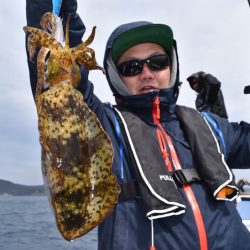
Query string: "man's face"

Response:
xmin=116 ymin=43 xmax=171 ymax=95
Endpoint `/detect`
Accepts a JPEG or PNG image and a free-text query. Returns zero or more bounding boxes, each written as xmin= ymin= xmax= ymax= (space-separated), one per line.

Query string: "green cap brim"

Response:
xmin=112 ymin=24 xmax=173 ymax=63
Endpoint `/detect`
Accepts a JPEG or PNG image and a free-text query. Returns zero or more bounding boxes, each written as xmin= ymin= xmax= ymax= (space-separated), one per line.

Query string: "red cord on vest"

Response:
xmin=155 ymin=129 xmax=172 ymax=172
xmin=159 ymin=124 xmax=208 ymax=250
xmin=152 ymin=96 xmax=208 ymax=250
xmin=152 ymin=97 xmax=173 ymax=172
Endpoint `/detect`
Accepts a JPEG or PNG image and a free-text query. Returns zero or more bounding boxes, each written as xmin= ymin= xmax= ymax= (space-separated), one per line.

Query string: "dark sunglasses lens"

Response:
xmin=117 ymin=60 xmax=143 ymax=76
xmin=148 ymin=55 xmax=169 ymax=70
xmin=117 ymin=54 xmax=170 ymax=76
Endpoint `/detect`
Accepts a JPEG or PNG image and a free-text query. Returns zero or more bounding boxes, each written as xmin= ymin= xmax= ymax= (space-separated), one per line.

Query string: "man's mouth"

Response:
xmin=140 ymin=85 xmax=159 ymax=93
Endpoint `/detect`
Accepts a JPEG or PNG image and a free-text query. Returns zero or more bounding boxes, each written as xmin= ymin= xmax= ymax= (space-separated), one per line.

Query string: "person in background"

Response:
xmin=25 ymin=0 xmax=250 ymax=249
xmin=187 ymin=71 xmax=228 ymax=119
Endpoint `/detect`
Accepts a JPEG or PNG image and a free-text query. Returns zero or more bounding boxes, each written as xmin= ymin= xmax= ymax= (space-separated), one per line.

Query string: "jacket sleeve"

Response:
xmin=211 ymin=114 xmax=250 ymax=169
xmin=226 ymin=121 xmax=250 ymax=169
xmin=25 ymin=0 xmax=106 ymax=122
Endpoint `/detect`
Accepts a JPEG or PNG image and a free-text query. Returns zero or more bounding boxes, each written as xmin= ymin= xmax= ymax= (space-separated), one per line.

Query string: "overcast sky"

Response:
xmin=0 ymin=0 xmax=250 ymax=185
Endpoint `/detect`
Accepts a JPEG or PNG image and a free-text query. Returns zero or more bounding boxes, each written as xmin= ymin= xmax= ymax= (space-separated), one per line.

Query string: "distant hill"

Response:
xmin=0 ymin=179 xmax=45 ymax=196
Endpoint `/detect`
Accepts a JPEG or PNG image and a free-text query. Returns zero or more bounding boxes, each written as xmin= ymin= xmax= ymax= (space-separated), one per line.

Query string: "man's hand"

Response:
xmin=187 ymin=71 xmax=206 ymax=93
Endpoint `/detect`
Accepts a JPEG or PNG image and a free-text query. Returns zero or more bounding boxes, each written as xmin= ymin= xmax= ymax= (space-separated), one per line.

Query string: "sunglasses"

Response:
xmin=117 ymin=54 xmax=170 ymax=77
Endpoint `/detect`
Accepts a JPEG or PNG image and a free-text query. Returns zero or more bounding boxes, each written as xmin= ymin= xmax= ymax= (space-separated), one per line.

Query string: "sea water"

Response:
xmin=0 ymin=196 xmax=249 ymax=250
xmin=0 ymin=196 xmax=97 ymax=250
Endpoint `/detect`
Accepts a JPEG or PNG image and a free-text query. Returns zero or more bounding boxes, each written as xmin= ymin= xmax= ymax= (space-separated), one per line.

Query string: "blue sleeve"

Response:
xmin=226 ymin=121 xmax=250 ymax=169
xmin=209 ymin=113 xmax=250 ymax=169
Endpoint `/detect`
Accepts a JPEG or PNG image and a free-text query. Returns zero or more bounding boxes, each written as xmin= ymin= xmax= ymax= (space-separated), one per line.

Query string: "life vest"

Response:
xmin=113 ymin=104 xmax=238 ymax=219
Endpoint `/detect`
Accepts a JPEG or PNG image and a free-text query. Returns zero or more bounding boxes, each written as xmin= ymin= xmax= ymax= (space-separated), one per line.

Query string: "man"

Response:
xmin=25 ymin=0 xmax=250 ymax=249
xmin=187 ymin=71 xmax=228 ymax=119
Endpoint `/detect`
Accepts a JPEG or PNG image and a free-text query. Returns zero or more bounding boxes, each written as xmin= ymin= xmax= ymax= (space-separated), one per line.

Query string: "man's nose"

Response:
xmin=139 ymin=63 xmax=153 ymax=79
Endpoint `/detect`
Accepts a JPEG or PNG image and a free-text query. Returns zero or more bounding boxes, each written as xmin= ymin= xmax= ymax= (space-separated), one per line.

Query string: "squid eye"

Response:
xmin=44 ymin=62 xmax=48 ymax=72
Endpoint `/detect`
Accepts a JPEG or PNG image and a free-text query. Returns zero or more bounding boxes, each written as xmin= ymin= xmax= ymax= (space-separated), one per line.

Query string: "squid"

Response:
xmin=24 ymin=12 xmax=120 ymax=241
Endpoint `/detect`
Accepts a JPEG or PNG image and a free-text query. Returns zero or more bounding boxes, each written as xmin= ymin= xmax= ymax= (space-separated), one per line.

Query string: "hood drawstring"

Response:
xmin=152 ymin=96 xmax=160 ymax=123
xmin=150 ymin=217 xmax=156 ymax=250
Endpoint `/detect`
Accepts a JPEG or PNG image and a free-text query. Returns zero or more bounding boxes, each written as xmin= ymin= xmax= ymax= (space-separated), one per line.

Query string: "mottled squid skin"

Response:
xmin=24 ymin=13 xmax=120 ymax=240
xmin=39 ymin=82 xmax=118 ymax=240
